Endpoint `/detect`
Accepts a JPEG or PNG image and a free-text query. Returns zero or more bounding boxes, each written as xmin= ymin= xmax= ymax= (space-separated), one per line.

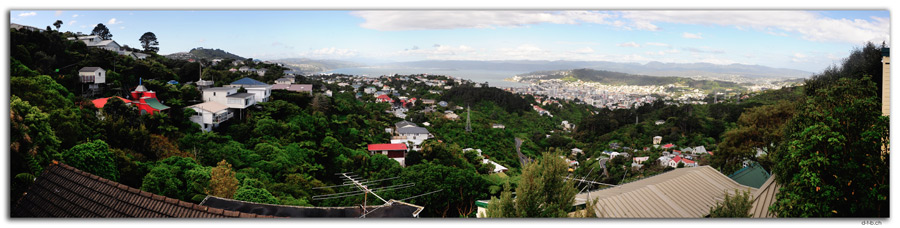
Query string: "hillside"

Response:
xmin=272 ymin=58 xmax=364 ymax=73
xmin=165 ymin=47 xmax=246 ymax=61
xmin=522 ymin=68 xmax=746 ymax=92
xmin=387 ymin=60 xmax=812 ymax=80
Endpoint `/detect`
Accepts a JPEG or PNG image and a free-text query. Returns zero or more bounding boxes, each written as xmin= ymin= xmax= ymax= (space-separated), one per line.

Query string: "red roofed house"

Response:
xmin=91 ymin=96 xmax=132 ymax=109
xmin=667 ymin=155 xmax=696 ymax=168
xmin=129 ymin=83 xmax=170 ymax=115
xmin=367 ymin=143 xmax=408 ymax=166
xmin=662 ymin=143 xmax=675 ymax=149
xmin=376 ymin=94 xmax=393 ymax=103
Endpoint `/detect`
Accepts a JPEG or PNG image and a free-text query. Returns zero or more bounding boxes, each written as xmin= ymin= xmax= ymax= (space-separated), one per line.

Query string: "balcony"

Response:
xmin=212 ymin=112 xmax=234 ymax=124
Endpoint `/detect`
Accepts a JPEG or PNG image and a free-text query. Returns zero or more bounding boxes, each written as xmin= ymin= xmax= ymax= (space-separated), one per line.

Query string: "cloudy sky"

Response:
xmin=9 ymin=10 xmax=890 ymax=72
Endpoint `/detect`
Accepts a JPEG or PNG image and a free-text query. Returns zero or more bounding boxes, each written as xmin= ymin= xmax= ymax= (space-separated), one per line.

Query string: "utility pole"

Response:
xmin=465 ymin=105 xmax=472 ymax=132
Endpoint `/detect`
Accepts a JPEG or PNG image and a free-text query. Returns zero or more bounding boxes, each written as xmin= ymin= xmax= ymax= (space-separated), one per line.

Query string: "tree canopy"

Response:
xmin=91 ymin=23 xmax=113 ymax=40
xmin=139 ymin=32 xmax=159 ymax=53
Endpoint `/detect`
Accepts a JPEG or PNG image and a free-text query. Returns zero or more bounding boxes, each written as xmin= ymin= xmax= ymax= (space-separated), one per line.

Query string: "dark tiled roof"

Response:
xmin=12 ymin=163 xmax=275 ymax=218
xmin=227 ymin=93 xmax=255 ymax=99
xmin=200 ymin=196 xmax=424 ymax=218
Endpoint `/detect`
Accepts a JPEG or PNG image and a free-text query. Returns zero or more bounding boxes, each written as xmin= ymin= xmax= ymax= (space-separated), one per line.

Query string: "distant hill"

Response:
xmin=523 ymin=68 xmax=746 ymax=92
xmin=272 ymin=58 xmax=364 ymax=73
xmin=387 ymin=60 xmax=812 ymax=79
xmin=165 ymin=47 xmax=246 ymax=61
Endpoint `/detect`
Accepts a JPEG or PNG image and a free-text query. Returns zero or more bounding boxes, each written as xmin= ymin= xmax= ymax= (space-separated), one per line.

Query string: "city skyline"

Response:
xmin=10 ymin=10 xmax=890 ymax=73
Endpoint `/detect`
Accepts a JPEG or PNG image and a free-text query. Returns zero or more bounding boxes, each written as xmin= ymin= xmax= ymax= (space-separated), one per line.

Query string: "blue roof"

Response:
xmin=231 ymin=77 xmax=267 ymax=85
xmin=167 ymin=80 xmax=179 ymax=85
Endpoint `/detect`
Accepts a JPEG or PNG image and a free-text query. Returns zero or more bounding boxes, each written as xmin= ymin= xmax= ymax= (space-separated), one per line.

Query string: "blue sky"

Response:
xmin=9 ymin=10 xmax=890 ymax=72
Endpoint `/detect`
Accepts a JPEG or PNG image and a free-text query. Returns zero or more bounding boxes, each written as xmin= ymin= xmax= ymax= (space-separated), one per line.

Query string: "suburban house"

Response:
xmin=227 ymin=77 xmax=272 ymax=103
xmin=364 ymin=87 xmax=377 ymax=94
xmin=79 ymin=67 xmax=106 ymax=97
xmin=90 ymin=96 xmax=132 ymax=109
xmin=10 ymin=23 xmax=43 ymax=32
xmin=79 ymin=67 xmax=106 ymax=84
xmin=367 ymin=143 xmax=409 ymax=166
xmin=444 ymin=111 xmax=459 ymax=120
xmin=653 ymin=136 xmax=663 ymax=145
xmin=422 ymin=99 xmax=436 ymax=105
xmin=127 ymin=84 xmax=170 ymax=115
xmin=571 ymin=148 xmax=584 ymax=156
xmin=202 ymin=87 xmax=255 ymax=109
xmin=491 ymin=123 xmax=505 ymax=129
xmin=392 ymin=121 xmax=431 ymax=151
xmin=274 ymin=77 xmax=293 ymax=84
xmin=271 ymin=84 xmax=313 ymax=94
xmin=665 ymin=155 xmax=696 ymax=168
xmin=188 ymin=101 xmax=233 ymax=132
xmin=376 ymin=94 xmax=393 ymax=103
xmin=69 ymin=35 xmax=123 ymax=54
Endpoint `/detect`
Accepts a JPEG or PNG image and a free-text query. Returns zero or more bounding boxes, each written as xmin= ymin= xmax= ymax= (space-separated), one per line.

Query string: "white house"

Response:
xmin=571 ymin=148 xmax=584 ymax=156
xmin=202 ymin=87 xmax=255 ymax=109
xmin=188 ymin=101 xmax=233 ymax=132
xmin=69 ymin=35 xmax=131 ymax=55
xmin=78 ymin=67 xmax=106 ymax=84
xmin=227 ymin=78 xmax=272 ymax=103
xmin=482 ymin=159 xmax=508 ymax=173
xmin=274 ymin=77 xmax=293 ymax=85
xmin=492 ymin=123 xmax=505 ymax=129
xmin=393 ymin=121 xmax=430 ymax=151
xmin=653 ymin=136 xmax=663 ymax=145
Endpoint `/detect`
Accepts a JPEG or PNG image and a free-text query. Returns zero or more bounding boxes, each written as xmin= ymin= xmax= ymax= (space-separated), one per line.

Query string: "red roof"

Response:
xmin=683 ymin=159 xmax=695 ymax=164
xmin=91 ymin=96 xmax=132 ymax=109
xmin=367 ymin=143 xmax=407 ymax=151
xmin=673 ymin=156 xmax=682 ymax=163
xmin=662 ymin=144 xmax=675 ymax=149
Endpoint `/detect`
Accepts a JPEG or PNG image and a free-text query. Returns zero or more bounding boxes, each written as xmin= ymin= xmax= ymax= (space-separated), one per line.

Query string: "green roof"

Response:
xmin=728 ymin=162 xmax=770 ymax=188
xmin=144 ymin=98 xmax=170 ymax=111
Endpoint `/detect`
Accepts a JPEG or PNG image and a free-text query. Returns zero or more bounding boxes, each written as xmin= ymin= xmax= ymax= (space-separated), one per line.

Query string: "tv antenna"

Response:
xmin=311 ymin=172 xmax=441 ymax=218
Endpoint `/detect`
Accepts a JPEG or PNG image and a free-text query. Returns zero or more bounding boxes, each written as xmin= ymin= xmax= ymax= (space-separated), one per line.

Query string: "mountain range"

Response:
xmin=384 ymin=60 xmax=813 ymax=79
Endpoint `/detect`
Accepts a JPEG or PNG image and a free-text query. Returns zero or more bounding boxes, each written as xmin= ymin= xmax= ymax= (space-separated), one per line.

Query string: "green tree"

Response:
xmin=139 ymin=32 xmax=159 ymax=53
xmin=234 ymin=186 xmax=278 ymax=204
xmin=53 ymin=20 xmax=62 ymax=30
xmin=707 ymin=189 xmax=753 ymax=218
xmin=714 ymin=101 xmax=796 ymax=174
xmin=772 ymin=76 xmax=889 ymax=217
xmin=491 ymin=151 xmax=577 ymax=217
xmin=91 ymin=23 xmax=112 ymax=40
xmin=56 ymin=139 xmax=118 ymax=181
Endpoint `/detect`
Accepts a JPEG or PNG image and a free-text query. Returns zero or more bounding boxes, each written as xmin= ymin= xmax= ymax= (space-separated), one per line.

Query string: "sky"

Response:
xmin=8 ymin=10 xmax=890 ymax=72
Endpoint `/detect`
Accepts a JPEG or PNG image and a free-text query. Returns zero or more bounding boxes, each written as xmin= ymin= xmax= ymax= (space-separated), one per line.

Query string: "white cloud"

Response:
xmin=18 ymin=12 xmax=36 ymax=17
xmin=682 ymin=32 xmax=703 ymax=39
xmin=307 ymin=47 xmax=359 ymax=58
xmin=645 ymin=42 xmax=670 ymax=47
xmin=108 ymin=18 xmax=122 ymax=25
xmin=621 ymin=11 xmax=889 ymax=44
xmin=351 ymin=11 xmax=614 ymax=31
xmin=72 ymin=14 xmax=79 ymax=18
xmin=55 ymin=11 xmax=63 ymax=16
xmin=573 ymin=47 xmax=595 ymax=54
xmin=617 ymin=41 xmax=640 ymax=47
xmin=792 ymin=53 xmax=807 ymax=62
xmin=683 ymin=47 xmax=724 ymax=54
xmin=68 ymin=20 xmax=76 ymax=25
xmin=197 ymin=39 xmax=206 ymax=43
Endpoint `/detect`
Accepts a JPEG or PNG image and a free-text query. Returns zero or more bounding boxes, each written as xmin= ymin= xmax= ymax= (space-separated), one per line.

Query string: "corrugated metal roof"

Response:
xmin=397 ymin=127 xmax=429 ymax=135
xmin=750 ymin=175 xmax=780 ymax=218
xmin=79 ymin=67 xmax=104 ymax=72
xmin=576 ymin=166 xmax=757 ymax=218
xmin=368 ymin=143 xmax=407 ymax=151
